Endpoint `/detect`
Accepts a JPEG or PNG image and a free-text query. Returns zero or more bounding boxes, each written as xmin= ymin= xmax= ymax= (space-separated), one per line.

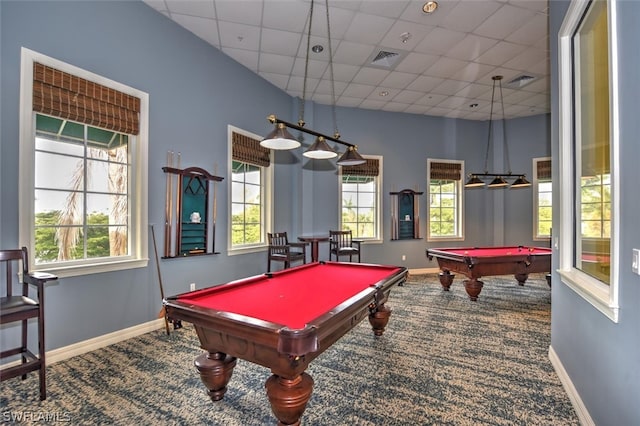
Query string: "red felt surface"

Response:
xmin=179 ymin=263 xmax=401 ymax=330
xmin=442 ymin=246 xmax=551 ymax=257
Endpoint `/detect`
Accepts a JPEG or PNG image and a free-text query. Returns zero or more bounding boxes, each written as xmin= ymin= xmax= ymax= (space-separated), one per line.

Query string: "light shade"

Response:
xmin=510 ymin=175 xmax=532 ymax=188
xmin=464 ymin=175 xmax=485 ymax=188
xmin=303 ymin=136 xmax=337 ymax=159
xmin=488 ymin=176 xmax=509 ymax=188
xmin=260 ymin=123 xmax=300 ymax=150
xmin=336 ymin=146 xmax=366 ymax=166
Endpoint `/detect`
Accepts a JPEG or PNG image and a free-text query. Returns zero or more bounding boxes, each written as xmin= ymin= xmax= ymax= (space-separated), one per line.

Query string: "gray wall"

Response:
xmin=2 ymin=0 xmax=549 ymax=361
xmin=549 ymin=1 xmax=640 ymax=424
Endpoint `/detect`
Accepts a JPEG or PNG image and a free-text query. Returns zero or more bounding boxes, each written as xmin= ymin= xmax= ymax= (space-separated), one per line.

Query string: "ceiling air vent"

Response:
xmin=367 ymin=48 xmax=408 ymax=70
xmin=505 ymin=74 xmax=538 ymax=89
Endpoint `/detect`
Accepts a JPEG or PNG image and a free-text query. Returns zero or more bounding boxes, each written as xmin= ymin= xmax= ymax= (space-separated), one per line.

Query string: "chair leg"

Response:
xmin=21 ymin=319 xmax=28 ymax=380
xmin=39 ymin=316 xmax=46 ymax=400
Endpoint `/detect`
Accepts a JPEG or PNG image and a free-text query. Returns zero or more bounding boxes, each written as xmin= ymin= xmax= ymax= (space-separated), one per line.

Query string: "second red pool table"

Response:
xmin=164 ymin=261 xmax=407 ymax=425
xmin=426 ymin=246 xmax=552 ymax=301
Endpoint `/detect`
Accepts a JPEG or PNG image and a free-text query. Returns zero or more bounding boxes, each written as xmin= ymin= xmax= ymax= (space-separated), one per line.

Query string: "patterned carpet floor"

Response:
xmin=1 ymin=273 xmax=578 ymax=425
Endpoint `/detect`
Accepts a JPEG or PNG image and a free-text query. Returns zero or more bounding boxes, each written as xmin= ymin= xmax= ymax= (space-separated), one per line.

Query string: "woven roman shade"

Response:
xmin=537 ymin=159 xmax=552 ymax=180
xmin=341 ymin=158 xmax=379 ymax=177
xmin=430 ymin=162 xmax=461 ymax=180
xmin=32 ymin=63 xmax=140 ymax=135
xmin=232 ymin=131 xmax=270 ymax=167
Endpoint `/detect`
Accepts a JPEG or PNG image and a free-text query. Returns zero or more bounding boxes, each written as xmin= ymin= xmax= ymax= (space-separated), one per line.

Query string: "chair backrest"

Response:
xmin=329 ymin=230 xmax=352 ymax=248
xmin=0 ymin=248 xmax=29 ymax=298
xmin=268 ymin=232 xmax=290 ymax=247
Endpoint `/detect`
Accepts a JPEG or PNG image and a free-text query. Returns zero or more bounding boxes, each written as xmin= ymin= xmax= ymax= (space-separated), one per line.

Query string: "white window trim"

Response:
xmin=18 ymin=48 xmax=149 ymax=278
xmin=427 ymin=158 xmax=465 ymax=242
xmin=533 ymin=156 xmax=552 ymax=241
xmin=226 ymin=125 xmax=273 ymax=256
xmin=338 ymin=155 xmax=383 ymax=243
xmin=557 ymin=0 xmax=620 ymax=322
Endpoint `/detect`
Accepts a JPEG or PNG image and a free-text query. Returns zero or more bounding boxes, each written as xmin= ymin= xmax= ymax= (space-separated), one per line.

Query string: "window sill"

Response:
xmin=228 ymin=245 xmax=267 ymax=256
xmin=427 ymin=236 xmax=464 ymax=243
xmin=558 ymin=268 xmax=619 ymax=323
xmin=35 ymin=258 xmax=148 ymax=279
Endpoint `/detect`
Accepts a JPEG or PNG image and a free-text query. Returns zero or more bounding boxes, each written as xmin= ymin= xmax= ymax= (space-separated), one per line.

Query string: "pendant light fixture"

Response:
xmin=262 ymin=0 xmax=365 ymax=166
xmin=465 ymin=75 xmax=531 ymax=189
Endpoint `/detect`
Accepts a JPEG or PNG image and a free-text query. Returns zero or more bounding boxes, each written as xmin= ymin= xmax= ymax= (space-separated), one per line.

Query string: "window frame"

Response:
xmin=533 ymin=157 xmax=552 ymax=241
xmin=227 ymin=125 xmax=273 ymax=255
xmin=558 ymin=0 xmax=620 ymax=322
xmin=427 ymin=159 xmax=464 ymax=242
xmin=18 ymin=48 xmax=149 ymax=278
xmin=338 ymin=155 xmax=383 ymax=242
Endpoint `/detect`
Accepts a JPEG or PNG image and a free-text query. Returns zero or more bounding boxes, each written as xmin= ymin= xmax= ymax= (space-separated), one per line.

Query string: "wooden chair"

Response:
xmin=329 ymin=230 xmax=361 ymax=262
xmin=267 ymin=232 xmax=307 ymax=272
xmin=0 ymin=247 xmax=57 ymax=400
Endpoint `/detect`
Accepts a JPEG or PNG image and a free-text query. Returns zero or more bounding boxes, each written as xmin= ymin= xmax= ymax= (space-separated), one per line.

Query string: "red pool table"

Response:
xmin=426 ymin=246 xmax=552 ymax=301
xmin=164 ymin=261 xmax=407 ymax=425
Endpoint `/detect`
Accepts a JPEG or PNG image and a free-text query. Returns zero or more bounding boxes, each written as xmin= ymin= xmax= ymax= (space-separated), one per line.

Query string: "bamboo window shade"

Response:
xmin=536 ymin=159 xmax=552 ymax=180
xmin=232 ymin=131 xmax=270 ymax=167
xmin=430 ymin=162 xmax=462 ymax=180
xmin=32 ymin=63 xmax=140 ymax=135
xmin=341 ymin=158 xmax=379 ymax=177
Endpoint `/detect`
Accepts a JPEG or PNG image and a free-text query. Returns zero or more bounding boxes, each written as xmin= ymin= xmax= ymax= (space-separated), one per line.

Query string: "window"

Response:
xmin=558 ymin=0 xmax=619 ymax=321
xmin=534 ymin=157 xmax=552 ymax=239
xmin=19 ymin=48 xmax=149 ymax=277
xmin=339 ymin=157 xmax=382 ymax=240
xmin=427 ymin=159 xmax=464 ymax=241
xmin=228 ymin=126 xmax=273 ymax=253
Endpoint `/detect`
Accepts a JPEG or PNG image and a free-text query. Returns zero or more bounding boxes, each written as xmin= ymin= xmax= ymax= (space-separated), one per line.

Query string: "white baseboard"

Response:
xmin=549 ymin=344 xmax=594 ymax=426
xmin=408 ymin=267 xmax=440 ymax=275
xmin=46 ymin=318 xmax=165 ymax=365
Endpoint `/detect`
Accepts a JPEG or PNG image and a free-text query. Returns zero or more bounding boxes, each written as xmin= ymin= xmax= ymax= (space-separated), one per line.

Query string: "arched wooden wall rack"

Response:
xmin=162 ymin=156 xmax=223 ymax=258
xmin=390 ymin=189 xmax=423 ymax=240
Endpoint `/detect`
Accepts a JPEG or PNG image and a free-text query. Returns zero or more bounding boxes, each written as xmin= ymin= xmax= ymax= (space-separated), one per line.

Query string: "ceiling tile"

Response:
xmin=149 ymin=0 xmax=551 ymax=121
xmin=352 ymin=67 xmax=391 ymax=86
xmin=218 ymin=21 xmax=261 ymax=50
xmin=171 ymin=15 xmax=220 ymax=47
xmin=166 ymin=0 xmax=216 ymax=19
xmin=473 ymin=4 xmax=536 ymax=40
xmin=415 ymin=27 xmax=466 ymax=56
xmin=342 ymin=13 xmax=395 ymax=45
xmin=215 ymin=0 xmax=261 ymax=25
xmin=258 ymin=52 xmax=295 ymax=75
xmin=440 ymin=1 xmax=502 ymax=33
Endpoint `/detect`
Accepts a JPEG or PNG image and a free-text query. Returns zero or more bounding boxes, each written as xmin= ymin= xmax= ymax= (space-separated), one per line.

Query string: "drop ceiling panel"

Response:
xmin=142 ymin=0 xmax=551 ymax=121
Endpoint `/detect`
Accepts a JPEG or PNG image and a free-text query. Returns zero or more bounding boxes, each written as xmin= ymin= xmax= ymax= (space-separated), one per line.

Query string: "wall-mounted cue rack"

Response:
xmin=390 ymin=189 xmax=423 ymax=240
xmin=162 ymin=152 xmax=223 ymax=258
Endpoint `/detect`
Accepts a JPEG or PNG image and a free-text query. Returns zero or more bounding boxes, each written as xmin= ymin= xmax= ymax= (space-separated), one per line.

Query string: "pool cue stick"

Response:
xmin=151 ymin=224 xmax=171 ymax=335
xmin=212 ymin=163 xmax=218 ymax=253
xmin=174 ymin=152 xmax=182 ymax=256
xmin=164 ymin=151 xmax=173 ymax=257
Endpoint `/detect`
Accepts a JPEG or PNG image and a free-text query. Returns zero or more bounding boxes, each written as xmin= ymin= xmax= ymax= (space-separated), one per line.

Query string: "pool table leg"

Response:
xmin=194 ymin=351 xmax=237 ymax=402
xmin=368 ymin=304 xmax=392 ymax=336
xmin=437 ymin=271 xmax=455 ymax=291
xmin=514 ymin=273 xmax=529 ymax=286
xmin=265 ymin=372 xmax=314 ymax=426
xmin=462 ymin=278 xmax=484 ymax=301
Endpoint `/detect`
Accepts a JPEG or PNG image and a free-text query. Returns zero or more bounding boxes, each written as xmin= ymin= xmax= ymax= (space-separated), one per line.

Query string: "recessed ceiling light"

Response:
xmin=422 ymin=1 xmax=438 ymax=14
xmin=311 ymin=44 xmax=323 ymax=53
xmin=379 ymin=91 xmax=389 ymax=97
xmin=469 ymin=103 xmax=479 ymax=108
